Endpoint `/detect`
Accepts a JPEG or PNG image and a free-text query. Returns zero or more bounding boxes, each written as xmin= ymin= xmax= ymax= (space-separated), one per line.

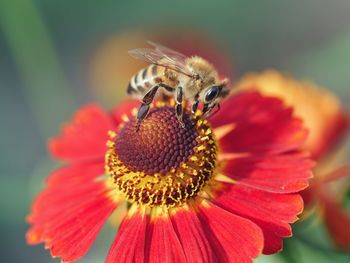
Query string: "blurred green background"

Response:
xmin=1 ymin=0 xmax=350 ymax=262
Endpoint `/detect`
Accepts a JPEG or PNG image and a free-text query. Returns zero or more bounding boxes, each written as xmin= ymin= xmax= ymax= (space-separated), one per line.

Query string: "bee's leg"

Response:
xmin=137 ymin=104 xmax=151 ymax=122
xmin=207 ymin=103 xmax=221 ymax=118
xmin=214 ymin=103 xmax=221 ymax=115
xmin=137 ymin=85 xmax=160 ymax=123
xmin=202 ymin=103 xmax=220 ymax=119
xmin=175 ymin=86 xmax=185 ymax=128
xmin=141 ymin=85 xmax=160 ymax=105
xmin=191 ymin=99 xmax=199 ymax=114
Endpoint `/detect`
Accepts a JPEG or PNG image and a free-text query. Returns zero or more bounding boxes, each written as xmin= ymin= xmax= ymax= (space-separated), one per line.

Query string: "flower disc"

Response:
xmin=105 ymin=104 xmax=217 ymax=207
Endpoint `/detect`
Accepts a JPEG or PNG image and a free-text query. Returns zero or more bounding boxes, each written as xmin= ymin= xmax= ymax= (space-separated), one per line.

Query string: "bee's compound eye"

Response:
xmin=205 ymin=86 xmax=220 ymax=102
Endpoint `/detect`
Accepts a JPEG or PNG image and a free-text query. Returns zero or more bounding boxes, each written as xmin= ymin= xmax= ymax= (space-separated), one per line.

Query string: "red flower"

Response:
xmin=236 ymin=70 xmax=350 ymax=250
xmin=26 ymin=91 xmax=313 ymax=262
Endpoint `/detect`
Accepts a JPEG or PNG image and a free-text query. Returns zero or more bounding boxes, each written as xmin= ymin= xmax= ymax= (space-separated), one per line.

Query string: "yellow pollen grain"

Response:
xmin=108 ymin=130 xmax=117 ymax=138
xmin=121 ymin=114 xmax=129 ymax=122
xmin=131 ymin=108 xmax=138 ymax=116
xmin=205 ymin=129 xmax=212 ymax=135
xmin=197 ymin=145 xmax=206 ymax=151
xmin=190 ymin=156 xmax=198 ymax=161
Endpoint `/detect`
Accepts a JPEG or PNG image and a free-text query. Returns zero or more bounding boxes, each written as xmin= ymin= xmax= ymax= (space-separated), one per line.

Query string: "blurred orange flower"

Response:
xmin=236 ymin=70 xmax=350 ymax=250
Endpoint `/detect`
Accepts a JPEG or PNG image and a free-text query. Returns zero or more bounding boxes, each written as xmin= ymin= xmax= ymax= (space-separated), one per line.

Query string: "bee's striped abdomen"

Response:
xmin=128 ymin=65 xmax=154 ymax=95
xmin=127 ymin=68 xmax=145 ymax=95
xmin=127 ymin=64 xmax=175 ymax=98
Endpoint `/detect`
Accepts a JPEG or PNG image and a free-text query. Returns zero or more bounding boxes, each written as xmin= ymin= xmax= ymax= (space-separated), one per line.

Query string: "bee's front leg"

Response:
xmin=137 ymin=85 xmax=160 ymax=122
xmin=191 ymin=99 xmax=199 ymax=114
xmin=202 ymin=103 xmax=220 ymax=119
xmin=175 ymin=86 xmax=185 ymax=128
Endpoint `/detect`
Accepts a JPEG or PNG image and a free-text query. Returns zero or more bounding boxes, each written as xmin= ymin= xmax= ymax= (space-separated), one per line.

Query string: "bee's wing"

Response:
xmin=147 ymin=41 xmax=188 ymax=60
xmin=128 ymin=43 xmax=193 ymax=77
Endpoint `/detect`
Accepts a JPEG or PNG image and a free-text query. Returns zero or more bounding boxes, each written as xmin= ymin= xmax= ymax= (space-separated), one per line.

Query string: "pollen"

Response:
xmin=105 ymin=104 xmax=217 ymax=208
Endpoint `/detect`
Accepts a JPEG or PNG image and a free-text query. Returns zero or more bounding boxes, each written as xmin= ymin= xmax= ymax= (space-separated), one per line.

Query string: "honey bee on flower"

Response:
xmin=127 ymin=42 xmax=230 ymax=126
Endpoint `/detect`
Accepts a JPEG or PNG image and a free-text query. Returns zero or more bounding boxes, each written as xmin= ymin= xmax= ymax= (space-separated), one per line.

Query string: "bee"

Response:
xmin=127 ymin=41 xmax=230 ymax=127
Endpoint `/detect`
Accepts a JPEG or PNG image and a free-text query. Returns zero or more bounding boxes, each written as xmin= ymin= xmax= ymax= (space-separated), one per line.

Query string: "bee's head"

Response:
xmin=203 ymin=85 xmax=222 ymax=104
xmin=203 ymin=78 xmax=229 ymax=104
xmin=201 ymin=78 xmax=229 ymax=117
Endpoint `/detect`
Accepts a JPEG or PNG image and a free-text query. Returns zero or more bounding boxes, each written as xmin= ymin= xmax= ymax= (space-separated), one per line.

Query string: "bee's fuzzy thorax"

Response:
xmin=186 ymin=56 xmax=219 ymax=83
xmin=179 ymin=56 xmax=219 ymax=100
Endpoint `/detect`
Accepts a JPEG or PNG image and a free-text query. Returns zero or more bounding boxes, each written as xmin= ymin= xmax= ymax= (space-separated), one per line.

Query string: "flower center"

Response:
xmin=105 ymin=104 xmax=217 ymax=208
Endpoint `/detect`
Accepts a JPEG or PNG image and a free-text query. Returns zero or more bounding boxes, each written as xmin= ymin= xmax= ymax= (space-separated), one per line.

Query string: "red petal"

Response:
xmin=28 ymin=162 xmax=105 ymax=222
xmin=222 ymin=152 xmax=313 ymax=193
xmin=145 ymin=213 xmax=186 ymax=263
xmin=26 ymin=162 xmax=117 ymax=262
xmin=171 ymin=207 xmax=214 ymax=262
xmin=320 ymin=192 xmax=350 ymax=249
xmin=106 ymin=207 xmax=147 ymax=263
xmin=197 ymin=201 xmax=263 ymax=263
xmin=46 ymin=161 xmax=105 ymax=187
xmin=48 ymin=105 xmax=115 ymax=161
xmin=210 ymin=92 xmax=307 ymax=154
xmin=213 ymin=184 xmax=303 ymax=254
xmin=111 ymin=99 xmax=139 ymax=125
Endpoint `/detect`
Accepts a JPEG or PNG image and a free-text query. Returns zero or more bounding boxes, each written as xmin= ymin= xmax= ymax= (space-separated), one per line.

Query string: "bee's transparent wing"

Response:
xmin=128 ymin=48 xmax=169 ymax=64
xmin=128 ymin=42 xmax=193 ymax=77
xmin=147 ymin=41 xmax=188 ymax=60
